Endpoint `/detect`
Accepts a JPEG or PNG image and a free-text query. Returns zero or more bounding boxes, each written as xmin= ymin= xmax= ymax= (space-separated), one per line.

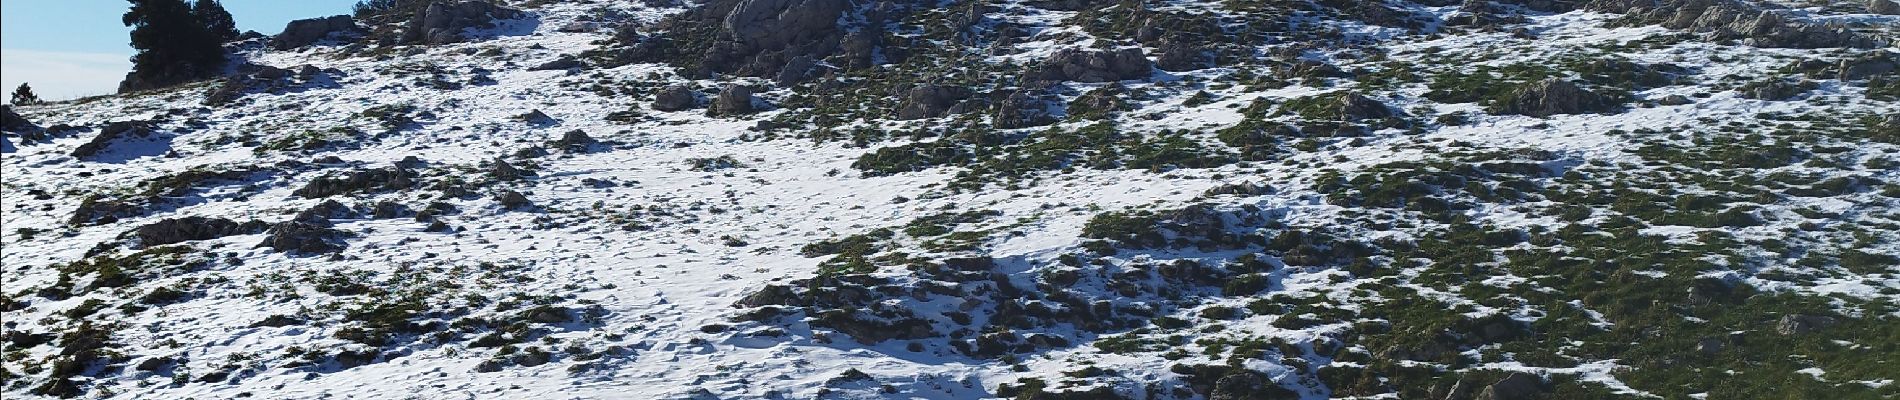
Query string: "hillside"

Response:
xmin=3 ymin=0 xmax=1898 ymax=398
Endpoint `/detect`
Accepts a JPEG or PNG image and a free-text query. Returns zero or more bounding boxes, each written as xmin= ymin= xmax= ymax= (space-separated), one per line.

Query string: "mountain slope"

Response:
xmin=3 ymin=0 xmax=1898 ymax=399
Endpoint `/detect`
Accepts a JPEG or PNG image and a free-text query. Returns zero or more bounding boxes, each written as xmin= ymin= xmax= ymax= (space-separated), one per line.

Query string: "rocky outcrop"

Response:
xmin=1026 ymin=48 xmax=1155 ymax=83
xmin=495 ymin=190 xmax=533 ymax=209
xmin=556 ymin=130 xmax=596 ymax=151
xmin=1337 ymin=93 xmax=1398 ymax=121
xmin=205 ymin=64 xmax=336 ymax=106
xmin=992 ymin=90 xmax=1055 ymax=129
xmin=894 ymin=85 xmax=973 ymax=120
xmin=256 ymin=220 xmax=347 ymax=254
xmin=1 ymin=105 xmax=35 ymax=132
xmin=1776 ymin=314 xmax=1838 ymax=335
xmin=71 ymin=121 xmax=155 ymax=159
xmin=1494 ymin=79 xmax=1616 ymax=117
xmin=652 ymin=84 xmax=700 ymax=111
xmin=710 ymin=85 xmax=761 ymax=116
xmin=491 ymin=158 xmax=526 ymax=181
xmin=133 ymin=216 xmax=263 ymax=247
xmin=1738 ymin=79 xmax=1817 ymax=101
xmin=294 ymin=168 xmax=416 ymax=198
xmin=401 ymin=1 xmax=525 ymax=45
xmin=1838 ymin=52 xmax=1897 ymax=81
xmin=272 ymin=15 xmax=362 ymax=50
xmin=1586 ymin=0 xmax=1881 ymax=49
xmin=1874 ymin=0 xmax=1900 ymax=15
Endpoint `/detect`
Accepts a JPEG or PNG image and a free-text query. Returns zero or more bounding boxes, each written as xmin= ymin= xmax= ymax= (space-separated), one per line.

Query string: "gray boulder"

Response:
xmin=1739 ymin=79 xmax=1816 ymax=101
xmin=71 ymin=120 xmax=154 ymax=159
xmin=1 ymin=105 xmax=35 ymax=132
xmin=294 ymin=168 xmax=415 ymax=198
xmin=1656 ymin=94 xmax=1694 ymax=105
xmin=652 ymin=84 xmax=700 ymax=111
xmin=1776 ymin=314 xmax=1838 ymax=335
xmin=1872 ymin=0 xmax=1900 ymax=15
xmin=710 ymin=85 xmax=760 ymax=116
xmin=1838 ymin=52 xmax=1897 ymax=81
xmin=401 ymin=1 xmax=525 ymax=45
xmin=272 ymin=15 xmax=361 ymax=50
xmin=991 ymin=91 xmax=1055 ymax=129
xmin=133 ymin=216 xmax=262 ymax=247
xmin=257 ymin=221 xmax=347 ymax=253
xmin=1586 ymin=0 xmax=1880 ymax=49
xmin=1028 ymin=48 xmax=1155 ymax=83
xmin=1475 ymin=373 xmax=1543 ymax=400
xmin=895 ymin=85 xmax=973 ymax=120
xmin=495 ymin=190 xmax=533 ymax=209
xmin=1496 ymin=79 xmax=1615 ymax=117
xmin=1338 ymin=93 xmax=1397 ymax=121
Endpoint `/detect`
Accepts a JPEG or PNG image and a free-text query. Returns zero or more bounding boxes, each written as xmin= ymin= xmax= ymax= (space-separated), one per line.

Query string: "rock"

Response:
xmin=1153 ymin=39 xmax=1209 ymax=72
xmin=710 ymin=85 xmax=760 ymax=116
xmin=992 ymin=90 xmax=1055 ymax=129
xmin=1210 ymin=371 xmax=1297 ymax=400
xmin=1027 ymin=48 xmax=1154 ymax=83
xmin=894 ymin=85 xmax=973 ymax=120
xmin=1776 ymin=314 xmax=1838 ymax=335
xmin=1475 ymin=373 xmax=1543 ymax=400
xmin=1657 ymin=94 xmax=1694 ymax=105
xmin=256 ymin=221 xmax=347 ymax=253
xmin=68 ymin=196 xmax=144 ymax=225
xmin=557 ymin=130 xmax=596 ymax=150
xmin=518 ymin=109 xmax=556 ymax=125
xmin=530 ymin=56 xmax=585 ymax=71
xmin=71 ymin=120 xmax=155 ymax=159
xmin=1695 ymin=336 xmax=1725 ymax=354
xmin=491 ymin=158 xmax=526 ymax=180
xmin=1837 ymin=53 xmax=1897 ymax=81
xmin=272 ymin=15 xmax=361 ymax=50
xmin=1495 ymin=79 xmax=1616 ymax=117
xmin=521 ymin=306 xmax=571 ymax=323
xmin=495 ymin=190 xmax=533 ymax=209
xmin=1 ymin=105 xmax=36 ymax=132
xmin=133 ymin=216 xmax=260 ymax=247
xmin=205 ymin=64 xmax=306 ymax=106
xmin=295 ymin=200 xmax=356 ymax=224
xmin=1874 ymin=0 xmax=1900 ymax=15
xmin=1586 ymin=0 xmax=1879 ymax=49
xmin=1738 ymin=79 xmax=1816 ymax=101
xmin=294 ymin=168 xmax=416 ymax=198
xmin=134 ymin=357 xmax=174 ymax=372
xmin=401 ymin=1 xmax=526 ymax=45
xmin=652 ymin=84 xmax=700 ymax=111
xmin=1337 ymin=93 xmax=1397 ymax=120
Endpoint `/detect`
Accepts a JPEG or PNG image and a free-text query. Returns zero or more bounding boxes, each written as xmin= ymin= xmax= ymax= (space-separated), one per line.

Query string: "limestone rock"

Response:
xmin=401 ymin=1 xmax=525 ymax=45
xmin=133 ymin=217 xmax=262 ymax=247
xmin=272 ymin=15 xmax=361 ymax=50
xmin=71 ymin=121 xmax=155 ymax=159
xmin=1874 ymin=0 xmax=1900 ymax=15
xmin=652 ymin=84 xmax=700 ymax=111
xmin=710 ymin=85 xmax=760 ymax=116
xmin=895 ymin=85 xmax=973 ymax=120
xmin=1496 ymin=79 xmax=1616 ymax=117
xmin=1776 ymin=314 xmax=1838 ymax=335
xmin=992 ymin=90 xmax=1055 ymax=129
xmin=1027 ymin=48 xmax=1154 ymax=83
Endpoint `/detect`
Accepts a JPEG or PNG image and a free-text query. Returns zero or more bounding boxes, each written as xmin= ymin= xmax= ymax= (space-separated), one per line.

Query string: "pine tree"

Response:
xmin=10 ymin=83 xmax=42 ymax=105
xmin=119 ymin=0 xmax=227 ymax=92
xmin=193 ymin=0 xmax=239 ymax=42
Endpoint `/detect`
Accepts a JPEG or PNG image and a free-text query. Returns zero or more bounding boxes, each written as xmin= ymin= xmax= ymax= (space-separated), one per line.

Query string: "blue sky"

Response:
xmin=3 ymin=0 xmax=359 ymax=100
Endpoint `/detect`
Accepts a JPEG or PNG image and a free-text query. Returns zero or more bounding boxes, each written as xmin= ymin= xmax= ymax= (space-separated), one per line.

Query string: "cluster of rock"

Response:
xmin=204 ymin=63 xmax=336 ymax=106
xmin=293 ymin=167 xmax=417 ymax=198
xmin=401 ymin=1 xmax=525 ymax=45
xmin=1023 ymin=48 xmax=1155 ymax=84
xmin=70 ymin=121 xmax=155 ymax=159
xmin=1494 ymin=79 xmax=1617 ymax=117
xmin=272 ymin=15 xmax=363 ymax=50
xmin=1585 ymin=0 xmax=1883 ymax=49
xmin=131 ymin=216 xmax=265 ymax=248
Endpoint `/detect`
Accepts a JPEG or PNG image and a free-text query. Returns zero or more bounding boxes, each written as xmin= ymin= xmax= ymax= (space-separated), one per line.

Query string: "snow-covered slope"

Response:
xmin=3 ymin=0 xmax=1898 ymax=399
